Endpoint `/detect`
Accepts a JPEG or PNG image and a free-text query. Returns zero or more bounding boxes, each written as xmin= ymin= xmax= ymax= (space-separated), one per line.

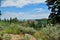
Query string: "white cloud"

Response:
xmin=1 ymin=0 xmax=46 ymax=8
xmin=1 ymin=11 xmax=49 ymax=20
xmin=34 ymin=8 xmax=49 ymax=13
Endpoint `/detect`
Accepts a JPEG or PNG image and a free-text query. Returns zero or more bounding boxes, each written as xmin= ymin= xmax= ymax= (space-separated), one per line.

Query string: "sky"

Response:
xmin=0 ymin=0 xmax=50 ymax=20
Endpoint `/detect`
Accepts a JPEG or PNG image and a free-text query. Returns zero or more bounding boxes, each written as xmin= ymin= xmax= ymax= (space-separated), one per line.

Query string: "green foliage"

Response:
xmin=0 ymin=18 xmax=48 ymax=30
xmin=57 ymin=0 xmax=60 ymax=6
xmin=3 ymin=34 xmax=11 ymax=40
xmin=36 ymin=19 xmax=47 ymax=27
xmin=18 ymin=26 xmax=37 ymax=34
xmin=41 ymin=25 xmax=60 ymax=40
xmin=46 ymin=0 xmax=60 ymax=24
xmin=0 ymin=22 xmax=36 ymax=34
xmin=33 ymin=31 xmax=48 ymax=40
xmin=24 ymin=34 xmax=31 ymax=40
xmin=0 ymin=18 xmax=60 ymax=40
xmin=0 ymin=11 xmax=1 ymax=16
xmin=3 ymin=24 xmax=21 ymax=34
xmin=0 ymin=34 xmax=3 ymax=40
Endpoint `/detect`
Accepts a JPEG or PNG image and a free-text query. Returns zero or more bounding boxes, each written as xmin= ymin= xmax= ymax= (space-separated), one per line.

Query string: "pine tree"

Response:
xmin=46 ymin=0 xmax=60 ymax=24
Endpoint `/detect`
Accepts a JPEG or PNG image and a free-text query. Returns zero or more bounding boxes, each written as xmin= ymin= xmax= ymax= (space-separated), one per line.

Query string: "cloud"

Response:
xmin=1 ymin=12 xmax=25 ymax=19
xmin=34 ymin=8 xmax=45 ymax=12
xmin=34 ymin=8 xmax=49 ymax=13
xmin=1 ymin=0 xmax=46 ymax=8
xmin=1 ymin=11 xmax=49 ymax=20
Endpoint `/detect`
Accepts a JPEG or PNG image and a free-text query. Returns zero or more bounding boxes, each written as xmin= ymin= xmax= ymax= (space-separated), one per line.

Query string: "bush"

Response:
xmin=18 ymin=26 xmax=37 ymax=34
xmin=3 ymin=34 xmax=11 ymax=40
xmin=0 ymin=23 xmax=37 ymax=34
xmin=3 ymin=25 xmax=21 ymax=34
xmin=24 ymin=34 xmax=31 ymax=40
xmin=40 ymin=25 xmax=60 ymax=40
xmin=33 ymin=31 xmax=48 ymax=40
xmin=0 ymin=34 xmax=3 ymax=40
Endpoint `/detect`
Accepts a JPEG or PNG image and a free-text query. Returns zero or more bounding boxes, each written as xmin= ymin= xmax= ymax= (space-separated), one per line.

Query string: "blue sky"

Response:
xmin=0 ymin=0 xmax=50 ymax=20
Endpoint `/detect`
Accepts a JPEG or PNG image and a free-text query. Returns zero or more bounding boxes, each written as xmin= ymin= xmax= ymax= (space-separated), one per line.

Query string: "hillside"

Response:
xmin=0 ymin=18 xmax=60 ymax=40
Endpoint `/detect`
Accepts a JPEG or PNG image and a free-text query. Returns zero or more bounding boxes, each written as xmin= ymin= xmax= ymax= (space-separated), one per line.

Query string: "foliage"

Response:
xmin=33 ymin=31 xmax=48 ymax=40
xmin=46 ymin=0 xmax=60 ymax=24
xmin=0 ymin=34 xmax=3 ymax=40
xmin=0 ymin=23 xmax=37 ymax=34
xmin=41 ymin=25 xmax=60 ymax=40
xmin=24 ymin=34 xmax=31 ymax=40
xmin=35 ymin=19 xmax=47 ymax=28
xmin=3 ymin=34 xmax=11 ymax=40
xmin=0 ymin=11 xmax=1 ymax=16
xmin=0 ymin=18 xmax=60 ymax=40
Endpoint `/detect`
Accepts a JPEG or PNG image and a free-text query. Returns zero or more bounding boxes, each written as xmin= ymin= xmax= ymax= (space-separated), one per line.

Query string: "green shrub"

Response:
xmin=4 ymin=25 xmax=21 ymax=34
xmin=0 ymin=23 xmax=37 ymax=34
xmin=19 ymin=26 xmax=37 ymax=34
xmin=24 ymin=34 xmax=31 ymax=40
xmin=41 ymin=25 xmax=60 ymax=40
xmin=33 ymin=31 xmax=48 ymax=40
xmin=3 ymin=34 xmax=11 ymax=40
xmin=0 ymin=34 xmax=3 ymax=40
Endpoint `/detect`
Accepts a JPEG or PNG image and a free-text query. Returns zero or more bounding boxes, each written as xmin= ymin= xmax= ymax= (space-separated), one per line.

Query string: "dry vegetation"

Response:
xmin=0 ymin=19 xmax=60 ymax=40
